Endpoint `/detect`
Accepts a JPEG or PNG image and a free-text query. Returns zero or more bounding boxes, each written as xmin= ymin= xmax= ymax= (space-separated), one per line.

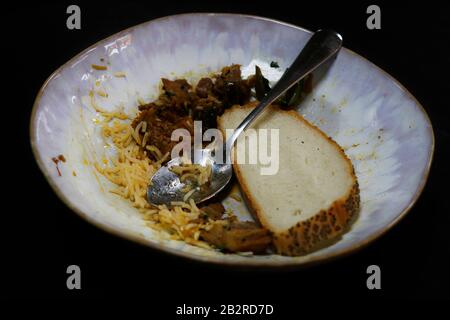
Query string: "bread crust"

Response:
xmin=218 ymin=103 xmax=360 ymax=256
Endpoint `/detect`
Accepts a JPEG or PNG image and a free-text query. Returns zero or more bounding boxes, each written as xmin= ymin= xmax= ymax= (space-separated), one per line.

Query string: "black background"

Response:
xmin=2 ymin=1 xmax=449 ymax=305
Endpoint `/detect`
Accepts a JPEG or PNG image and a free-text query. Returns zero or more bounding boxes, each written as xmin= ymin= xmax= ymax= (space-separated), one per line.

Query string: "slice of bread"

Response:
xmin=217 ymin=103 xmax=360 ymax=256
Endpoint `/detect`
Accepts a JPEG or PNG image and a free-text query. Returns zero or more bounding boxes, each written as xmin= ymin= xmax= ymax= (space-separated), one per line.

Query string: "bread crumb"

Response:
xmin=113 ymin=71 xmax=127 ymax=78
xmin=92 ymin=64 xmax=107 ymax=71
xmin=230 ymin=193 xmax=241 ymax=202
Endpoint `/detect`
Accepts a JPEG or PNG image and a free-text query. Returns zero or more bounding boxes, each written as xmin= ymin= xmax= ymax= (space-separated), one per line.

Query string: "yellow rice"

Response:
xmin=92 ymin=106 xmax=213 ymax=249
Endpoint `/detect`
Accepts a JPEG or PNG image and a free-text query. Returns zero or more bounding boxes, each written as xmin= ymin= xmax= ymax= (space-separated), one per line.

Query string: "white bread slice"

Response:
xmin=217 ymin=102 xmax=360 ymax=256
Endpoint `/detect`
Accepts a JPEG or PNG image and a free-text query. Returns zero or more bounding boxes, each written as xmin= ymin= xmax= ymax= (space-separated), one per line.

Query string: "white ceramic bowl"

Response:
xmin=30 ymin=13 xmax=434 ymax=267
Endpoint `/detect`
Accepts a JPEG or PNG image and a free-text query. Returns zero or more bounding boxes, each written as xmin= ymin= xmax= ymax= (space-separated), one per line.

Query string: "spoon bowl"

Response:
xmin=147 ymin=148 xmax=233 ymax=205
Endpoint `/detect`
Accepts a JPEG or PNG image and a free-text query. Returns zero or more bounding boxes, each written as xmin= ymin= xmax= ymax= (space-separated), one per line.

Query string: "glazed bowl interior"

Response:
xmin=31 ymin=13 xmax=433 ymax=267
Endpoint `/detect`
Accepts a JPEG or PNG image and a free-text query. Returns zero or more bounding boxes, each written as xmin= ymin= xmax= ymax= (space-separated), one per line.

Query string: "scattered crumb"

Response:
xmin=113 ymin=71 xmax=127 ymax=78
xmin=230 ymin=193 xmax=242 ymax=202
xmin=92 ymin=64 xmax=107 ymax=71
xmin=72 ymin=171 xmax=77 ymax=177
xmin=51 ymin=154 xmax=66 ymax=176
xmin=96 ymin=89 xmax=108 ymax=98
xmin=236 ymin=251 xmax=254 ymax=256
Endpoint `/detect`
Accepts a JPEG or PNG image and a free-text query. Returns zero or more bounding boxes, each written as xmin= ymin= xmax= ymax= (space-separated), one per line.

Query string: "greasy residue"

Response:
xmin=51 ymin=154 xmax=66 ymax=176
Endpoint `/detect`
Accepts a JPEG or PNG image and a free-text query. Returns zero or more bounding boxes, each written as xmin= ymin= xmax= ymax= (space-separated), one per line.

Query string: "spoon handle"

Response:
xmin=227 ymin=29 xmax=343 ymax=150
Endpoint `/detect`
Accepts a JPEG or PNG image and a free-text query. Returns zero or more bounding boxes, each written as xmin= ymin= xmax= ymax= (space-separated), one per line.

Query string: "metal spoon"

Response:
xmin=147 ymin=29 xmax=343 ymax=206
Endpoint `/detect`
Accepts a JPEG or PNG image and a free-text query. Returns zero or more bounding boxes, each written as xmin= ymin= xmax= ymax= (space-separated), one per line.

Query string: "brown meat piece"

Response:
xmin=200 ymin=220 xmax=272 ymax=253
xmin=213 ymin=65 xmax=251 ymax=108
xmin=161 ymin=78 xmax=192 ymax=109
xmin=246 ymin=74 xmax=256 ymax=88
xmin=195 ymin=77 xmax=214 ymax=98
xmin=190 ymin=203 xmax=225 ymax=225
xmin=138 ymin=102 xmax=159 ymax=111
xmin=162 ymin=78 xmax=191 ymax=97
xmin=132 ymin=106 xmax=193 ymax=157
xmin=220 ymin=64 xmax=242 ymax=83
xmin=131 ymin=66 xmax=255 ymax=161
xmin=200 ymin=203 xmax=225 ymax=220
xmin=192 ymin=96 xmax=223 ymax=132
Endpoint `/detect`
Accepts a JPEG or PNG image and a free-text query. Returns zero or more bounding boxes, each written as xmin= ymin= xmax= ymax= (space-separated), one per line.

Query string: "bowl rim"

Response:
xmin=29 ymin=12 xmax=435 ymax=268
